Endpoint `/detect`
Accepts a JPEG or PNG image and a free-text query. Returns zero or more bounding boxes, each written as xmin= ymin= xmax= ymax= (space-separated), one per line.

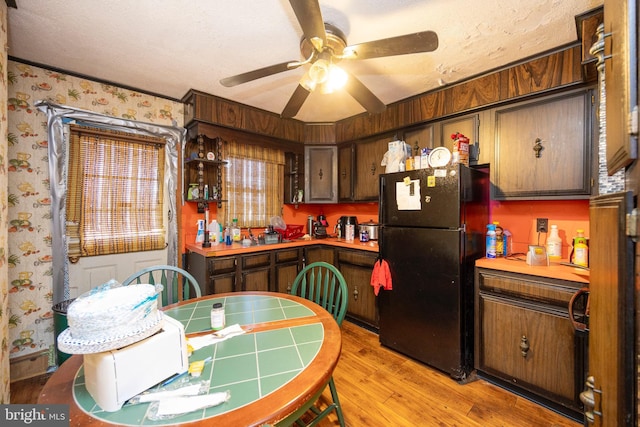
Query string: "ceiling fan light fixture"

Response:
xmin=308 ymin=58 xmax=330 ymax=84
xmin=324 ymin=64 xmax=348 ymax=93
xmin=300 ymin=69 xmax=317 ymax=91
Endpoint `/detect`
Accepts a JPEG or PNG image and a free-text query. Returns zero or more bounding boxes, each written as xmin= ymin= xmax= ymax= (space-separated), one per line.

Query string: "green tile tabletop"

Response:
xmin=38 ymin=292 xmax=343 ymax=427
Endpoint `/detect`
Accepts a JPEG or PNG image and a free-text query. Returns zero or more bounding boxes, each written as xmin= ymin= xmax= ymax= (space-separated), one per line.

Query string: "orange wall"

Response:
xmin=180 ymin=199 xmax=588 ymax=261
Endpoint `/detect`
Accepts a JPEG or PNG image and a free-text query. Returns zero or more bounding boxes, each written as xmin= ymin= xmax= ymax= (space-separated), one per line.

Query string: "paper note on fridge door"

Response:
xmin=396 ymin=179 xmax=421 ymax=210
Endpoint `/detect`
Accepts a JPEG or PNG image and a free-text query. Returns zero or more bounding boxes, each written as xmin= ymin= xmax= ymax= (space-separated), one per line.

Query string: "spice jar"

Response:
xmin=210 ymin=302 xmax=225 ymax=330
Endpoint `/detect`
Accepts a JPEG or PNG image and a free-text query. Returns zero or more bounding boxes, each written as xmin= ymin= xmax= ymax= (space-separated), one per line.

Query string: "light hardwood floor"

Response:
xmin=11 ymin=321 xmax=580 ymax=426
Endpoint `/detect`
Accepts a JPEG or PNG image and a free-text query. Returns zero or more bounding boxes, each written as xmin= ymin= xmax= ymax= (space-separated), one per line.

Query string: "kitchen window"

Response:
xmin=220 ymin=142 xmax=284 ymax=228
xmin=66 ymin=124 xmax=166 ymax=259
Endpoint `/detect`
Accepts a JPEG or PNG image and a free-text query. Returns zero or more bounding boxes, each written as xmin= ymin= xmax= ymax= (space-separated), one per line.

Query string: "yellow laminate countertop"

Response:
xmin=476 ymin=256 xmax=589 ymax=285
xmin=186 ymin=236 xmax=379 ymax=257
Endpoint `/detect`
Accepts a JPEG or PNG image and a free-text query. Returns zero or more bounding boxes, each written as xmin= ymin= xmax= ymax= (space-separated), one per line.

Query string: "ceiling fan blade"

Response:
xmin=344 ymin=72 xmax=386 ymax=115
xmin=344 ymin=31 xmax=439 ymax=60
xmin=289 ymin=0 xmax=326 ymax=50
xmin=220 ymin=61 xmax=300 ymax=87
xmin=281 ymin=84 xmax=311 ymax=118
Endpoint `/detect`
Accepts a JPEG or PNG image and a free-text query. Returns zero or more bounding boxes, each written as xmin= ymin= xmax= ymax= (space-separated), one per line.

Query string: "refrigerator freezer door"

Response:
xmin=378 ymin=226 xmax=473 ymax=378
xmin=379 ymin=165 xmax=488 ymax=230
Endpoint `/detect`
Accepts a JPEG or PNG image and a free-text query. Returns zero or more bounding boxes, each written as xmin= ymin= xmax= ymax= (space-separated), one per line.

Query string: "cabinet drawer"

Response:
xmin=207 ymin=256 xmax=236 ymax=275
xmin=477 ymin=294 xmax=576 ymax=404
xmin=337 ymin=250 xmax=377 ymax=268
xmin=477 ymin=270 xmax=578 ymax=308
xmin=275 ymin=248 xmax=300 ymax=264
xmin=242 ymin=253 xmax=271 ymax=269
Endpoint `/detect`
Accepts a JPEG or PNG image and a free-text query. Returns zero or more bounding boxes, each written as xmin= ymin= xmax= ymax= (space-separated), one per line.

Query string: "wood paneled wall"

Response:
xmin=184 ymin=44 xmax=590 ymax=146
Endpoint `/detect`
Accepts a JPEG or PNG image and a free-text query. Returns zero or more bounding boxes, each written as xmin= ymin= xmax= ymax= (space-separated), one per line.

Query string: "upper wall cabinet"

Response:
xmin=603 ymin=0 xmax=637 ymax=174
xmin=492 ymin=88 xmax=595 ymax=200
xmin=304 ymin=145 xmax=337 ymax=203
xmin=338 ymin=144 xmax=353 ymax=201
xmin=439 ymin=114 xmax=480 ymax=164
xmin=353 ymin=136 xmax=390 ymax=201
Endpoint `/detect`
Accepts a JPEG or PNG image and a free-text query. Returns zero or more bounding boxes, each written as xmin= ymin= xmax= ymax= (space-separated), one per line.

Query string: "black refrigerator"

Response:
xmin=378 ymin=164 xmax=489 ymax=380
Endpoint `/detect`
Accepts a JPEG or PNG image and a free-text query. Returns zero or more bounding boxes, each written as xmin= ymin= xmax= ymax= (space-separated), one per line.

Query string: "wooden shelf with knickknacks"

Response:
xmin=184 ymin=134 xmax=228 ymax=213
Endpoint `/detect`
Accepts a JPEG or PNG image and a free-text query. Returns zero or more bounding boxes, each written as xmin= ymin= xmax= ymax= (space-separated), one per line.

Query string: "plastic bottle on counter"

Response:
xmin=224 ymin=223 xmax=232 ymax=245
xmin=572 ymin=229 xmax=589 ymax=267
xmin=486 ymin=224 xmax=497 ymax=259
xmin=209 ymin=219 xmax=219 ymax=244
xmin=547 ymin=225 xmax=562 ymax=261
xmin=493 ymin=222 xmax=504 ymax=257
xmin=231 ymin=218 xmax=241 ymax=242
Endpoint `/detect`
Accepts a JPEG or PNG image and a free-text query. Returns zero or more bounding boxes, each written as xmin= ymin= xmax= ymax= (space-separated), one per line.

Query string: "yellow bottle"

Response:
xmin=571 ymin=229 xmax=589 ymax=267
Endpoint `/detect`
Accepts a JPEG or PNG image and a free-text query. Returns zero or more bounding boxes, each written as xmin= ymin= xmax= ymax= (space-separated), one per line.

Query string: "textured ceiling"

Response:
xmin=7 ymin=0 xmax=603 ymax=123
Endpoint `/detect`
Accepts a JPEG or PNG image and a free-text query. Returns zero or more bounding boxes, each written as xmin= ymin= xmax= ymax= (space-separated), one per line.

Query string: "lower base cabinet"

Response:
xmin=475 ymin=267 xmax=586 ymax=420
xmin=186 ymin=244 xmax=380 ymax=329
xmin=186 ymin=248 xmax=304 ymax=294
xmin=336 ymin=249 xmax=378 ymax=329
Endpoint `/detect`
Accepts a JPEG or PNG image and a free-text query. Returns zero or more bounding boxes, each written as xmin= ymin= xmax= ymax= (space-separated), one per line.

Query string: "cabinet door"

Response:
xmin=353 ymin=136 xmax=389 ymax=201
xmin=209 ymin=256 xmax=237 ymax=294
xmin=493 ymin=89 xmax=593 ymax=200
xmin=304 ymin=146 xmax=337 ymax=203
xmin=241 ymin=253 xmax=271 ymax=291
xmin=337 ymin=249 xmax=378 ymax=328
xmin=440 ymin=114 xmax=479 ymax=164
xmin=478 ymin=294 xmax=577 ymax=407
xmin=273 ymin=248 xmax=302 ymax=293
xmin=304 ymin=246 xmax=334 ymax=265
xmin=338 ymin=144 xmax=353 ymax=201
xmin=603 ymin=0 xmax=637 ymax=173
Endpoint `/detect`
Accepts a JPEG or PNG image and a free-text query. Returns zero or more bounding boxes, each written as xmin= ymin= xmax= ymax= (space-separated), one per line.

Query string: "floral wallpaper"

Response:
xmin=1 ymin=2 xmax=9 ymax=403
xmin=5 ymin=59 xmax=184 ymax=375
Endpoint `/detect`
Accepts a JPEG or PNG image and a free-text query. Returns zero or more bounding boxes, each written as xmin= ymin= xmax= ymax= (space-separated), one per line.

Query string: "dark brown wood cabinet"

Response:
xmin=186 ymin=248 xmax=303 ymax=294
xmin=304 ymin=145 xmax=338 ymax=203
xmin=492 ymin=88 xmax=595 ymax=200
xmin=475 ymin=267 xmax=586 ymax=420
xmin=337 ymin=144 xmax=353 ymax=201
xmin=353 ymin=136 xmax=390 ymax=201
xmin=186 ymin=252 xmax=236 ymax=294
xmin=273 ymin=248 xmax=303 ymax=294
xmin=240 ymin=252 xmax=271 ymax=291
xmin=303 ymin=245 xmax=335 ymax=265
xmin=335 ymin=249 xmax=379 ymax=329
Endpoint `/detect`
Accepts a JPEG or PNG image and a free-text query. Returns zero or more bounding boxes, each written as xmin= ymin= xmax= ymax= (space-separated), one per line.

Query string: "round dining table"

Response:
xmin=38 ymin=291 xmax=343 ymax=426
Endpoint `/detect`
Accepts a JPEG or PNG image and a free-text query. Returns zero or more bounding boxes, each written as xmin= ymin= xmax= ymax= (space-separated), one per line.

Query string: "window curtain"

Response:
xmin=36 ymin=101 xmax=184 ymax=305
xmin=67 ymin=125 xmax=166 ymax=257
xmin=220 ymin=142 xmax=284 ymax=228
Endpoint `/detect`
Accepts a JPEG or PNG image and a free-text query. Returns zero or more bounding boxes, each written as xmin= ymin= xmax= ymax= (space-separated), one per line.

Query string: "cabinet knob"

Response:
xmin=533 ymin=138 xmax=543 ymax=158
xmin=353 ymin=286 xmax=359 ymax=301
xmin=318 ymin=168 xmax=323 ymax=180
xmin=341 ymin=169 xmax=346 ymax=179
xmin=519 ymin=335 xmax=530 ymax=357
xmin=370 ymin=162 xmax=376 ymax=175
xmin=286 ymin=282 xmax=292 ymax=294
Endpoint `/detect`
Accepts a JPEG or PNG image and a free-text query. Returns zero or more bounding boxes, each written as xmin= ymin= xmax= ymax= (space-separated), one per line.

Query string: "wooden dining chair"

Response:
xmin=290 ymin=261 xmax=347 ymax=427
xmin=121 ymin=265 xmax=202 ymax=307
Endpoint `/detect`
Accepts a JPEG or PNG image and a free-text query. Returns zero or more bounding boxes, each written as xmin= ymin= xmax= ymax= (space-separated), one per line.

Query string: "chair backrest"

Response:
xmin=291 ymin=262 xmax=348 ymax=326
xmin=121 ymin=265 xmax=202 ymax=306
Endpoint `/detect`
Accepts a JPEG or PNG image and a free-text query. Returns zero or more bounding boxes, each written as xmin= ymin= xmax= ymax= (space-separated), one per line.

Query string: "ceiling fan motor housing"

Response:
xmin=300 ymin=23 xmax=348 ymax=61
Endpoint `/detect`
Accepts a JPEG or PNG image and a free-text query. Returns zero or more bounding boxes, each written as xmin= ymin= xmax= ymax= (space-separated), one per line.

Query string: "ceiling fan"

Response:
xmin=220 ymin=0 xmax=439 ymax=119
